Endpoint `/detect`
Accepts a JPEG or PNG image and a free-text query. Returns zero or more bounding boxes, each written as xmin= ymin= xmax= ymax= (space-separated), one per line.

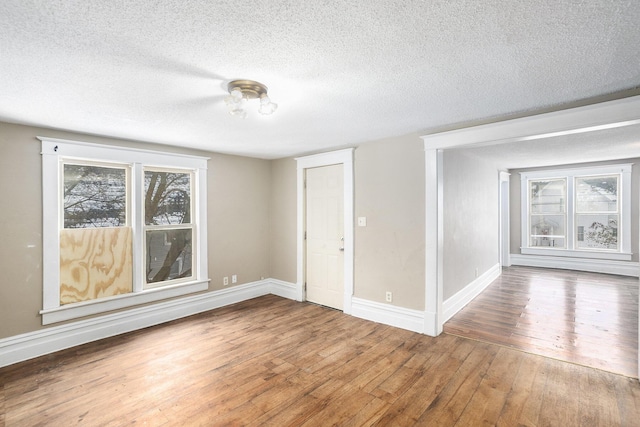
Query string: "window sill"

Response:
xmin=521 ymin=247 xmax=632 ymax=261
xmin=40 ymin=279 xmax=210 ymax=325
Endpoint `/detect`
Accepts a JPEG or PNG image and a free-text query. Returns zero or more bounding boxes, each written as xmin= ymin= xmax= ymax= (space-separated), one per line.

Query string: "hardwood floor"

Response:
xmin=445 ymin=266 xmax=639 ymax=378
xmin=1 ymin=295 xmax=639 ymax=426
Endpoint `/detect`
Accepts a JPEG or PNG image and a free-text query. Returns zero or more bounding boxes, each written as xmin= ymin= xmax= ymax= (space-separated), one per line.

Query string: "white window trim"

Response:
xmin=520 ymin=164 xmax=632 ymax=261
xmin=40 ymin=137 xmax=209 ymax=325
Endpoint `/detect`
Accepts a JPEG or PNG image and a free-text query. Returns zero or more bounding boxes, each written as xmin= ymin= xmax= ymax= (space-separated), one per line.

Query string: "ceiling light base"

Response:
xmin=225 ymin=79 xmax=277 ymax=117
xmin=227 ymin=80 xmax=268 ymax=99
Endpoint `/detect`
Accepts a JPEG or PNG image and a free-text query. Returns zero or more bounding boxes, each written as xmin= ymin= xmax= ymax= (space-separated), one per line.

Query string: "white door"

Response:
xmin=305 ymin=164 xmax=344 ymax=309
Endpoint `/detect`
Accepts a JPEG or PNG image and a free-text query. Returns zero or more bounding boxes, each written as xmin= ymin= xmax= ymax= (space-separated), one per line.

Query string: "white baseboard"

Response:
xmin=443 ymin=263 xmax=501 ymax=323
xmin=268 ymin=278 xmax=299 ymax=300
xmin=351 ymin=297 xmax=425 ymax=334
xmin=3 ymin=278 xmax=447 ymax=369
xmin=510 ymin=254 xmax=640 ymax=277
xmin=0 ymin=278 xmax=298 ymax=368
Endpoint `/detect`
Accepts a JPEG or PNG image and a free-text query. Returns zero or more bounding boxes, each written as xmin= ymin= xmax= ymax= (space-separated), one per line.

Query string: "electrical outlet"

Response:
xmin=232 ymin=274 xmax=237 ymax=284
xmin=223 ymin=276 xmax=229 ymax=286
xmin=385 ymin=291 xmax=392 ymax=302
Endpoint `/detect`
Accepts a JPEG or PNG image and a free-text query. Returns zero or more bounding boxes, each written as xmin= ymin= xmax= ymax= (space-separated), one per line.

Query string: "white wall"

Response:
xmin=443 ymin=148 xmax=500 ymax=300
xmin=354 ymin=134 xmax=426 ymax=310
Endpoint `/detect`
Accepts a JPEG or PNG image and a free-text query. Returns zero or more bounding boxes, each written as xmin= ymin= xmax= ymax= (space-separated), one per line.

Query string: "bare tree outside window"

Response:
xmin=63 ymin=165 xmax=127 ymax=228
xmin=144 ymin=171 xmax=191 ymax=226
xmin=144 ymin=171 xmax=193 ymax=285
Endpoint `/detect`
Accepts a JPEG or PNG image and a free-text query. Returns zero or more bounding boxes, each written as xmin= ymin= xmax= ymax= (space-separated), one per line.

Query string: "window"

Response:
xmin=520 ymin=164 xmax=632 ymax=260
xmin=144 ymin=169 xmax=194 ymax=286
xmin=60 ymin=162 xmax=133 ymax=305
xmin=529 ymin=178 xmax=566 ymax=248
xmin=575 ymin=175 xmax=619 ymax=251
xmin=41 ymin=137 xmax=209 ymax=324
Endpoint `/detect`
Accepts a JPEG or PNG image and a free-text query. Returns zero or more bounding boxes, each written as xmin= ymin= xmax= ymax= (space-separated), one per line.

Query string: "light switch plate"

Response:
xmin=358 ymin=217 xmax=367 ymax=227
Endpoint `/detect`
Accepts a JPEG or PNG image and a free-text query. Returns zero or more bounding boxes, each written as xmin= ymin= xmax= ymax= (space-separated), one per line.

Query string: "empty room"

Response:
xmin=1 ymin=1 xmax=640 ymax=426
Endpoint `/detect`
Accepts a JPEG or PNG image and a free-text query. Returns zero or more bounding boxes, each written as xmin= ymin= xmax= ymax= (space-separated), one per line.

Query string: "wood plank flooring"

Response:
xmin=445 ymin=266 xmax=639 ymax=378
xmin=1 ymin=294 xmax=639 ymax=426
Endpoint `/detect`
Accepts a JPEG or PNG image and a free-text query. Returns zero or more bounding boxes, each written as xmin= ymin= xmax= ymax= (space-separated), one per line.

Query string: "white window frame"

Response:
xmin=41 ymin=137 xmax=209 ymax=325
xmin=520 ymin=164 xmax=632 ymax=261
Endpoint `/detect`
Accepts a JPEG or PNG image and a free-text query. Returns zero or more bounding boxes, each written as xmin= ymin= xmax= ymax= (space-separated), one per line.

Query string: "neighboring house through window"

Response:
xmin=41 ymin=137 xmax=209 ymax=324
xmin=520 ymin=164 xmax=632 ymax=261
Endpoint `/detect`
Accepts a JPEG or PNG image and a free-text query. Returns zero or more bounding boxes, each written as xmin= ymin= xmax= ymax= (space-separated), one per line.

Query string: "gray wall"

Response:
xmin=443 ymin=148 xmax=500 ymax=300
xmin=208 ymin=152 xmax=272 ymax=289
xmin=509 ymin=158 xmax=640 ymax=262
xmin=0 ymin=121 xmax=272 ymax=338
xmin=269 ymin=158 xmax=297 ymax=283
xmin=268 ymin=133 xmax=427 ymax=310
xmin=353 ymin=134 xmax=426 ymax=310
xmin=1 ymin=119 xmax=503 ymax=340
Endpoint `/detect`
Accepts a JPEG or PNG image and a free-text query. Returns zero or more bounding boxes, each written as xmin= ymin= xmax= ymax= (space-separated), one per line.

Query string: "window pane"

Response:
xmin=575 ymin=176 xmax=618 ymax=213
xmin=144 ymin=171 xmax=191 ymax=225
xmin=530 ymin=214 xmax=565 ymax=247
xmin=576 ymin=214 xmax=618 ymax=250
xmin=64 ymin=164 xmax=127 ymax=228
xmin=146 ymin=229 xmax=193 ymax=284
xmin=530 ymin=179 xmax=565 ymax=214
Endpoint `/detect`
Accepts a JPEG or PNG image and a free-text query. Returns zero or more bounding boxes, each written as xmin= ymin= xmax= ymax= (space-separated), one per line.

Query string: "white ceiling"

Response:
xmin=1 ymin=1 xmax=639 ymax=159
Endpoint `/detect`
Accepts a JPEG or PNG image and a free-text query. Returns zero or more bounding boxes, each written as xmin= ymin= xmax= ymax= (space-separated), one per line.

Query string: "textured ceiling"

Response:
xmin=1 ymin=1 xmax=639 ymax=159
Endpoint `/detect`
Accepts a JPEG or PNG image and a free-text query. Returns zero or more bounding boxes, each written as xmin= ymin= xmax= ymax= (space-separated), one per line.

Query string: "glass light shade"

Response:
xmin=229 ymin=106 xmax=248 ymax=119
xmin=225 ymin=89 xmax=248 ymax=118
xmin=258 ymin=95 xmax=278 ymax=115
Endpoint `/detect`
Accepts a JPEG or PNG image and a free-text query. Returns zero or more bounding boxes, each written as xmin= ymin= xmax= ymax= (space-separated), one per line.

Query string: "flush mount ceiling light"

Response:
xmin=225 ymin=79 xmax=278 ymax=119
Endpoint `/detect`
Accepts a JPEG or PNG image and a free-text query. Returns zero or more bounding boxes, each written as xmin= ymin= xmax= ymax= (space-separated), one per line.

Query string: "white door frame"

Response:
xmin=295 ymin=149 xmax=354 ymax=314
xmin=424 ymin=149 xmax=444 ymax=336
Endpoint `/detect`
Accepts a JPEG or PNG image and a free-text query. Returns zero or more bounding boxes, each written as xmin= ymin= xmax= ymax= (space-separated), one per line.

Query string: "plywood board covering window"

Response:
xmin=60 ymin=227 xmax=133 ymax=304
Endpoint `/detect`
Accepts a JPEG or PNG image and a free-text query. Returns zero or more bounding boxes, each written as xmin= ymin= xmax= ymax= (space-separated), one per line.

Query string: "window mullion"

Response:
xmin=520 ymin=175 xmax=528 ymax=250
xmin=620 ymin=168 xmax=631 ymax=253
xmin=195 ymin=168 xmax=207 ymax=282
xmin=567 ymin=176 xmax=575 ymax=250
xmin=132 ymin=162 xmax=144 ymax=293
